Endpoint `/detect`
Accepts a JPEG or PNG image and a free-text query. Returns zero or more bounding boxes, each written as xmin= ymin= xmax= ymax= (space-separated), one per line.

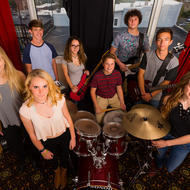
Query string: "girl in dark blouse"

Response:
xmin=152 ymin=72 xmax=190 ymax=172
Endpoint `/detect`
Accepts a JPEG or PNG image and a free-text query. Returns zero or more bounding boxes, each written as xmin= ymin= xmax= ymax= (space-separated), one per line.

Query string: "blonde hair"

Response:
xmin=24 ymin=69 xmax=62 ymax=106
xmin=161 ymin=72 xmax=190 ymax=118
xmin=0 ymin=47 xmax=24 ymax=100
xmin=64 ymin=36 xmax=87 ymax=64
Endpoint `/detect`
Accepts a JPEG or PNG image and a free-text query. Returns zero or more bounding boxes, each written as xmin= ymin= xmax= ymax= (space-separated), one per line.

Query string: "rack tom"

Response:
xmin=103 ymin=122 xmax=127 ymax=157
xmin=74 ymin=119 xmax=101 ymax=157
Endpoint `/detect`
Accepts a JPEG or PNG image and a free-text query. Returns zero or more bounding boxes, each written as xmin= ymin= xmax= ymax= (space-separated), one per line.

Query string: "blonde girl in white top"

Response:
xmin=19 ymin=69 xmax=76 ymax=189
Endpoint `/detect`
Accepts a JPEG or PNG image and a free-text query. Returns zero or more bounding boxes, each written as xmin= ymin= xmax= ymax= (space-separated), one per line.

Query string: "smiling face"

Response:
xmin=156 ymin=32 xmax=173 ymax=52
xmin=70 ymin=39 xmax=80 ymax=55
xmin=103 ymin=58 xmax=115 ymax=75
xmin=29 ymin=27 xmax=44 ymax=42
xmin=29 ymin=77 xmax=49 ymax=103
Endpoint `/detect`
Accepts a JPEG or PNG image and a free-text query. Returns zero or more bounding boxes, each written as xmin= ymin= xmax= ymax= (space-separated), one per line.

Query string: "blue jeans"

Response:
xmin=156 ymin=134 xmax=190 ymax=172
xmin=136 ymin=99 xmax=160 ymax=109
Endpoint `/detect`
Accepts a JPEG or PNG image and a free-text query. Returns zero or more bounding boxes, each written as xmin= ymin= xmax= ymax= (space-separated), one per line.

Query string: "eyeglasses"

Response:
xmin=71 ymin=45 xmax=80 ymax=48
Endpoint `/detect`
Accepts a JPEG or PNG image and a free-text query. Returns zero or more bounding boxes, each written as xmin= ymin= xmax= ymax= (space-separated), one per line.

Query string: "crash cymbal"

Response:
xmin=66 ymin=99 xmax=78 ymax=121
xmin=122 ymin=107 xmax=171 ymax=140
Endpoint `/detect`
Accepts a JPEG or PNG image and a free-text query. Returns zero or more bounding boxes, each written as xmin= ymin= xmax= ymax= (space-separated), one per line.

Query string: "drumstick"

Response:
xmin=101 ymin=107 xmax=121 ymax=113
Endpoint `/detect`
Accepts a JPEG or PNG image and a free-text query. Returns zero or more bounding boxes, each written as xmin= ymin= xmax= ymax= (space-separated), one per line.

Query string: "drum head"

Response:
xmin=75 ymin=119 xmax=101 ymax=137
xmin=103 ymin=110 xmax=124 ymax=124
xmin=74 ymin=110 xmax=96 ymax=122
xmin=103 ymin=122 xmax=126 ymax=138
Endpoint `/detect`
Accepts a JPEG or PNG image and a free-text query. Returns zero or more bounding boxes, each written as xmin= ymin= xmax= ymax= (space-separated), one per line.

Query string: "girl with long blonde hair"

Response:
xmin=20 ymin=69 xmax=76 ymax=189
xmin=0 ymin=46 xmax=26 ymax=170
xmin=152 ymin=72 xmax=190 ymax=173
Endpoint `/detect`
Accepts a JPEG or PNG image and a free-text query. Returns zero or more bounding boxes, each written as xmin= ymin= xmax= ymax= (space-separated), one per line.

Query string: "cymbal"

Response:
xmin=122 ymin=106 xmax=171 ymax=140
xmin=66 ymin=99 xmax=78 ymax=121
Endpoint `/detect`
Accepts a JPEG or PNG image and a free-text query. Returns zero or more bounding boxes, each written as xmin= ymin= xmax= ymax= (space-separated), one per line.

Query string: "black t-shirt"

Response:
xmin=169 ymin=103 xmax=190 ymax=138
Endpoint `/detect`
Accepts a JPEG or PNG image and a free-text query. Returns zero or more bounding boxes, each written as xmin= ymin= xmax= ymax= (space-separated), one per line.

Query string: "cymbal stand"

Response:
xmin=128 ymin=141 xmax=155 ymax=190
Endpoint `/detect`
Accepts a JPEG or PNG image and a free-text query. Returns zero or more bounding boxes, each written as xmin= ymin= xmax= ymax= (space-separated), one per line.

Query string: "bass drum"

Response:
xmin=74 ymin=119 xmax=101 ymax=157
xmin=76 ymin=149 xmax=121 ymax=190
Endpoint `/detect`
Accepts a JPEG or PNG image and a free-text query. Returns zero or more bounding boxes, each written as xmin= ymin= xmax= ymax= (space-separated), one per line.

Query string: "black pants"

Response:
xmin=2 ymin=125 xmax=25 ymax=164
xmin=42 ymin=129 xmax=71 ymax=169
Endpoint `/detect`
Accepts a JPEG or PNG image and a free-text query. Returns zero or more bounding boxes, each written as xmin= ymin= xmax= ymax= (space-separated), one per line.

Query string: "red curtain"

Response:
xmin=174 ymin=30 xmax=190 ymax=83
xmin=0 ymin=0 xmax=23 ymax=71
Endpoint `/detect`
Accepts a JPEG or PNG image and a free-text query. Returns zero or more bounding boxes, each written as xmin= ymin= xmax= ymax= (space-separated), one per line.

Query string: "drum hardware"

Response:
xmin=92 ymin=152 xmax=107 ymax=169
xmin=127 ymin=144 xmax=155 ymax=190
xmin=122 ymin=106 xmax=170 ymax=189
xmin=87 ymin=171 xmax=91 ymax=187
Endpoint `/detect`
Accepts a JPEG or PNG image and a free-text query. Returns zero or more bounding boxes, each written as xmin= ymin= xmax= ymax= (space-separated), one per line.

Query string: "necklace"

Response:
xmin=72 ymin=55 xmax=78 ymax=59
xmin=35 ymin=99 xmax=47 ymax=105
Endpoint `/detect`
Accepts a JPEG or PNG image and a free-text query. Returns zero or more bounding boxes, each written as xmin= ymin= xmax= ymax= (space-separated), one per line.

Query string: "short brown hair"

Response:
xmin=124 ymin=9 xmax=142 ymax=26
xmin=102 ymin=53 xmax=116 ymax=64
xmin=28 ymin=19 xmax=44 ymax=30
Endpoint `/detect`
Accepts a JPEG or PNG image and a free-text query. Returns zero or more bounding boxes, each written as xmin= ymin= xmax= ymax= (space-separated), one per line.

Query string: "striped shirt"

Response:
xmin=90 ymin=70 xmax=122 ymax=98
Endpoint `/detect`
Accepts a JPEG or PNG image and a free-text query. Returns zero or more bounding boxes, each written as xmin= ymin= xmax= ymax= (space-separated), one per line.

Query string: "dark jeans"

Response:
xmin=2 ymin=125 xmax=25 ymax=164
xmin=42 ymin=129 xmax=71 ymax=169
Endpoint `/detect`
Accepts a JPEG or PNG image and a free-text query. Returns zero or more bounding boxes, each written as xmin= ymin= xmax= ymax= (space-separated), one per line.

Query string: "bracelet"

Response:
xmin=39 ymin=148 xmax=45 ymax=153
xmin=150 ymin=93 xmax=152 ymax=97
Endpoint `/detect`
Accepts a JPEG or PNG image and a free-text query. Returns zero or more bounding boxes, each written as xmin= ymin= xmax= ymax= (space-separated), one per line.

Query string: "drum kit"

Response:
xmin=66 ymin=101 xmax=171 ymax=190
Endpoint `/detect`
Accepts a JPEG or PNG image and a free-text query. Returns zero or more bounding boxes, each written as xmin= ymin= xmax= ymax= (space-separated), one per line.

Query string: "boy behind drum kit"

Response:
xmin=90 ymin=53 xmax=126 ymax=124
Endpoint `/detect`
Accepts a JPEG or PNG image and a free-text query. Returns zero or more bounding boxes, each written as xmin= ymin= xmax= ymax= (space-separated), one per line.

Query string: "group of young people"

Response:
xmin=0 ymin=8 xmax=190 ymax=189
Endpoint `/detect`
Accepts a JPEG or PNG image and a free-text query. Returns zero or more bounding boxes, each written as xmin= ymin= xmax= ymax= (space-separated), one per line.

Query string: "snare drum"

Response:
xmin=74 ymin=119 xmax=101 ymax=157
xmin=103 ymin=122 xmax=127 ymax=156
xmin=74 ymin=110 xmax=96 ymax=122
xmin=103 ymin=110 xmax=124 ymax=124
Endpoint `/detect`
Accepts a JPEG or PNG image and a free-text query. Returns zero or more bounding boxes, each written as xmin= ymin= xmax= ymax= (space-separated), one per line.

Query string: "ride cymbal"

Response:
xmin=122 ymin=106 xmax=171 ymax=140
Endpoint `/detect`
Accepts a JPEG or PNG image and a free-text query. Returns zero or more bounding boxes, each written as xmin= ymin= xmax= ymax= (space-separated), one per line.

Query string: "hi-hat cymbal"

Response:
xmin=122 ymin=107 xmax=171 ymax=140
xmin=66 ymin=99 xmax=78 ymax=121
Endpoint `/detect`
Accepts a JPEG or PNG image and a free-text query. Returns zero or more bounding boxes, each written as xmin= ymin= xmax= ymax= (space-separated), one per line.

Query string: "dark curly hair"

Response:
xmin=124 ymin=9 xmax=142 ymax=26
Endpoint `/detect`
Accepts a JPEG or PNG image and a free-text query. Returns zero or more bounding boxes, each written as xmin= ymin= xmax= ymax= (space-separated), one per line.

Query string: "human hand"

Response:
xmin=69 ymin=138 xmax=76 ymax=150
xmin=84 ymin=70 xmax=90 ymax=76
xmin=119 ymin=63 xmax=127 ymax=72
xmin=71 ymin=85 xmax=78 ymax=93
xmin=120 ymin=103 xmax=126 ymax=111
xmin=141 ymin=93 xmax=152 ymax=102
xmin=41 ymin=149 xmax=54 ymax=160
xmin=152 ymin=140 xmax=168 ymax=148
xmin=0 ymin=131 xmax=3 ymax=136
xmin=95 ymin=106 xmax=103 ymax=114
